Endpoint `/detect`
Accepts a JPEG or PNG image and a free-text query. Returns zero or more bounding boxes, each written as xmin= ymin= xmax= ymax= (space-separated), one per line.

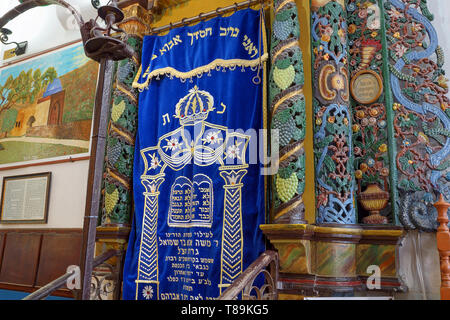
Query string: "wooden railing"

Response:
xmin=218 ymin=250 xmax=279 ymax=300
xmin=22 ymin=249 xmax=121 ymax=300
xmin=22 ymin=266 xmax=81 ymax=300
xmin=434 ymin=194 xmax=450 ymax=300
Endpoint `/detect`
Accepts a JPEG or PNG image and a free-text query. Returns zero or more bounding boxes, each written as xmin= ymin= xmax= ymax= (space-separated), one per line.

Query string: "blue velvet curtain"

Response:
xmin=123 ymin=8 xmax=267 ymax=300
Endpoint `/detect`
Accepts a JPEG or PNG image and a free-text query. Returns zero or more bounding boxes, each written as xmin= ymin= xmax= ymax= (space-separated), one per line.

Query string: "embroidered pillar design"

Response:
xmin=218 ymin=167 xmax=248 ymax=293
xmin=133 ymin=85 xmax=253 ymax=299
xmin=311 ymin=0 xmax=356 ymax=224
xmin=135 ymin=175 xmax=164 ymax=300
xmin=269 ymin=0 xmax=307 ymax=224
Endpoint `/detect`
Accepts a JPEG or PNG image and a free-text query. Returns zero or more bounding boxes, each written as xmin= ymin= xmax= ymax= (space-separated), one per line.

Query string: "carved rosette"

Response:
xmin=269 ymin=0 xmax=307 ymax=224
xmin=311 ymin=0 xmax=356 ymax=224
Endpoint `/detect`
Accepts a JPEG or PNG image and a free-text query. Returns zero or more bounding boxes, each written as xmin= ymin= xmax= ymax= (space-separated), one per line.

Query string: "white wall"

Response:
xmin=396 ymin=232 xmax=441 ymax=300
xmin=0 ymin=160 xmax=89 ymax=229
xmin=428 ymin=0 xmax=450 ymax=79
xmin=0 ymin=1 xmax=106 ymax=230
xmin=0 ymin=0 xmax=106 ymax=65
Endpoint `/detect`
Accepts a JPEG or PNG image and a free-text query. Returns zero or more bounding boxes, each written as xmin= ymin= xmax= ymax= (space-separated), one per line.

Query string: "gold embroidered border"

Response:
xmin=132 ymin=54 xmax=268 ymax=90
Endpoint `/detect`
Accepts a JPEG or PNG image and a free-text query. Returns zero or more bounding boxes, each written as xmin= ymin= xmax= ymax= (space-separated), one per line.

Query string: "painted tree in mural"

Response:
xmin=1 ymin=108 xmax=18 ymax=137
xmin=0 ymin=67 xmax=57 ymax=137
xmin=269 ymin=0 xmax=307 ymax=223
xmin=0 ymin=68 xmax=57 ymax=114
xmin=384 ymin=0 xmax=450 ymax=231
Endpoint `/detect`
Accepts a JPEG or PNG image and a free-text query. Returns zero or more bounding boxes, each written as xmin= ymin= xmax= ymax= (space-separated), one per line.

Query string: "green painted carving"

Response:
xmin=269 ymin=0 xmax=307 ymax=224
xmin=384 ymin=0 xmax=450 ymax=231
xmin=311 ymin=0 xmax=356 ymax=224
xmin=100 ymin=35 xmax=142 ymax=226
xmin=347 ymin=0 xmax=392 ymax=224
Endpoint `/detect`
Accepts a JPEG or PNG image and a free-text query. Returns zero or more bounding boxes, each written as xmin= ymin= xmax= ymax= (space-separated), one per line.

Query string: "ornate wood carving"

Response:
xmin=385 ymin=0 xmax=450 ymax=231
xmin=269 ymin=0 xmax=307 ymax=224
xmin=311 ymin=0 xmax=356 ymax=224
xmin=99 ymin=3 xmax=145 ymax=227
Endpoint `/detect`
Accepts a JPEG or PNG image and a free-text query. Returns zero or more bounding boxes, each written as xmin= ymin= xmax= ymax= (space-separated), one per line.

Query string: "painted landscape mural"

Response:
xmin=0 ymin=42 xmax=99 ymax=165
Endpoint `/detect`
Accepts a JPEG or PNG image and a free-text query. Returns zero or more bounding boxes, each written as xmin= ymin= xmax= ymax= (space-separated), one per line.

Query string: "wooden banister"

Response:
xmin=218 ymin=250 xmax=279 ymax=300
xmin=434 ymin=194 xmax=450 ymax=300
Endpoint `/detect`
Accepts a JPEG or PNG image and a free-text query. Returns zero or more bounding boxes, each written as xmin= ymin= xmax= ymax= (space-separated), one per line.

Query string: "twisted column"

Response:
xmin=99 ymin=3 xmax=150 ymax=227
xmin=269 ymin=0 xmax=307 ymax=224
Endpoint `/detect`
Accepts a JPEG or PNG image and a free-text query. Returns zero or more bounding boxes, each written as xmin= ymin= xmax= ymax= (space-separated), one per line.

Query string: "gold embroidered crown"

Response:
xmin=174 ymin=86 xmax=215 ymax=125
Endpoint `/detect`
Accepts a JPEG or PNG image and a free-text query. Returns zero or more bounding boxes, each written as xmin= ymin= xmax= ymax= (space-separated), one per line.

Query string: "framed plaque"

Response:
xmin=0 ymin=172 xmax=51 ymax=224
xmin=350 ymin=69 xmax=383 ymax=105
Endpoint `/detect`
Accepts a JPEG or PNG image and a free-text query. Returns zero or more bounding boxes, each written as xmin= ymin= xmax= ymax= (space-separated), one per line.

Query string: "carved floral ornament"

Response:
xmin=310 ymin=0 xmax=357 ymax=224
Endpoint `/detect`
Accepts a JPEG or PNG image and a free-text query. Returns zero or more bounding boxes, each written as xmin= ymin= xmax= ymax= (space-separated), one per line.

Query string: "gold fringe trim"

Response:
xmin=132 ymin=53 xmax=268 ymax=90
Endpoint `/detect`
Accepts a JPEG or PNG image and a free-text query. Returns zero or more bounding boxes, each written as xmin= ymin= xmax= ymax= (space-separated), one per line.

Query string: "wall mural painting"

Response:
xmin=385 ymin=0 xmax=450 ymax=231
xmin=347 ymin=0 xmax=392 ymax=224
xmin=311 ymin=0 xmax=356 ymax=224
xmin=0 ymin=42 xmax=99 ymax=166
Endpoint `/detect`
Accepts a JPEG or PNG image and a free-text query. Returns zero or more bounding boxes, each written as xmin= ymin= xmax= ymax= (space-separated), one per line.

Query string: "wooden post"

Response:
xmin=434 ymin=194 xmax=450 ymax=300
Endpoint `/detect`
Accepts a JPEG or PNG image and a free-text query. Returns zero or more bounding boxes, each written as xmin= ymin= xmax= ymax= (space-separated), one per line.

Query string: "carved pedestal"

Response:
xmin=94 ymin=225 xmax=131 ymax=300
xmin=261 ymin=223 xmax=405 ymax=298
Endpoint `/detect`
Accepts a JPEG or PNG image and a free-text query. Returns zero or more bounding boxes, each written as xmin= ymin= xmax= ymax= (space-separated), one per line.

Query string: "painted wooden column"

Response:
xmin=310 ymin=0 xmax=356 ymax=225
xmin=98 ymin=3 xmax=150 ymax=229
xmin=93 ymin=0 xmax=152 ymax=300
xmin=346 ymin=0 xmax=393 ymax=225
xmin=435 ymin=194 xmax=450 ymax=300
xmin=309 ymin=0 xmax=362 ymax=297
xmin=262 ymin=1 xmax=407 ymax=298
xmin=269 ymin=0 xmax=307 ymax=224
xmin=384 ymin=0 xmax=450 ymax=232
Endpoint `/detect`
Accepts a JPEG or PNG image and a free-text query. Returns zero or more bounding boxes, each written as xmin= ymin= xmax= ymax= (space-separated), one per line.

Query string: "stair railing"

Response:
xmin=22 ymin=249 xmax=120 ymax=300
xmin=218 ymin=250 xmax=279 ymax=300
